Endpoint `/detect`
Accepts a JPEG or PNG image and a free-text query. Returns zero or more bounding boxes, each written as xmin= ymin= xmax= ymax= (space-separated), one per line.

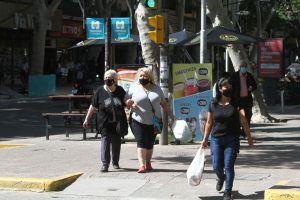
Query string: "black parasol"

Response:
xmin=184 ymin=26 xmax=259 ymax=46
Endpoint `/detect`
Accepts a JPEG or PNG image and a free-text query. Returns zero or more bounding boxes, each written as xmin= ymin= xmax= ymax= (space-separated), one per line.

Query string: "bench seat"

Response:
xmin=42 ymin=112 xmax=87 ymax=140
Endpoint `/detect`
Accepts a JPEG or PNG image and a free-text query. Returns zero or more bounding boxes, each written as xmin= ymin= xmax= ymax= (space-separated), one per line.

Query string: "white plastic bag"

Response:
xmin=172 ymin=120 xmax=192 ymax=143
xmin=186 ymin=147 xmax=205 ymax=186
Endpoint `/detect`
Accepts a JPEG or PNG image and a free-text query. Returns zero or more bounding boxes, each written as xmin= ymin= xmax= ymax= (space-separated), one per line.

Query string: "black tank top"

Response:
xmin=209 ymin=101 xmax=240 ymax=137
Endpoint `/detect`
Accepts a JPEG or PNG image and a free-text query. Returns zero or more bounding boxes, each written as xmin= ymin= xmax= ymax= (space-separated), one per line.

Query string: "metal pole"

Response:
xmin=105 ymin=17 xmax=111 ymax=71
xmin=10 ymin=30 xmax=15 ymax=89
xmin=225 ymin=48 xmax=229 ymax=72
xmin=160 ymin=0 xmax=169 ymax=145
xmin=200 ymin=0 xmax=207 ymax=64
xmin=178 ymin=0 xmax=186 ymax=30
xmin=281 ymin=90 xmax=285 ymax=113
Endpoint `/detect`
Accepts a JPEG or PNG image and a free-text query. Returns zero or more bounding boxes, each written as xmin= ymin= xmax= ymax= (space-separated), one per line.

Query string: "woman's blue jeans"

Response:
xmin=210 ymin=134 xmax=240 ymax=193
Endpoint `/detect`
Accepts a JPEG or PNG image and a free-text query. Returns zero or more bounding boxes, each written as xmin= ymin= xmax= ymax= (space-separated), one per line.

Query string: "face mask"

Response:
xmin=240 ymin=67 xmax=247 ymax=74
xmin=104 ymin=79 xmax=114 ymax=86
xmin=222 ymin=88 xmax=232 ymax=97
xmin=139 ymin=78 xmax=150 ymax=86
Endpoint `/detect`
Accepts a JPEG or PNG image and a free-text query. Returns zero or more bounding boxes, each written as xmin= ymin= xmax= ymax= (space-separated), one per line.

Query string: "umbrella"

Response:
xmin=69 ymin=34 xmax=140 ymax=49
xmin=184 ymin=26 xmax=259 ymax=46
xmin=169 ymin=29 xmax=197 ymax=46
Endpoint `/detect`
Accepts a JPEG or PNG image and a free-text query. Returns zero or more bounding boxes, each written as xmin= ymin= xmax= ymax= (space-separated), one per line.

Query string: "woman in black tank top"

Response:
xmin=200 ymin=76 xmax=254 ymax=200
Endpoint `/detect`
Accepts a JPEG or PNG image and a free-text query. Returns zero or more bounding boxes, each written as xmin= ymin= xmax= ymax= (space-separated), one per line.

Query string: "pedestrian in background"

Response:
xmin=83 ymin=69 xmax=128 ymax=172
xmin=201 ymin=75 xmax=254 ymax=200
xmin=20 ymin=57 xmax=29 ymax=88
xmin=126 ymin=67 xmax=174 ymax=173
xmin=232 ymin=61 xmax=257 ymax=138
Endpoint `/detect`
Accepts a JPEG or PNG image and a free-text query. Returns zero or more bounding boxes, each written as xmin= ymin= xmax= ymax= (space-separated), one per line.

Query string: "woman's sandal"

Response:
xmin=138 ymin=166 xmax=146 ymax=173
xmin=146 ymin=163 xmax=153 ymax=171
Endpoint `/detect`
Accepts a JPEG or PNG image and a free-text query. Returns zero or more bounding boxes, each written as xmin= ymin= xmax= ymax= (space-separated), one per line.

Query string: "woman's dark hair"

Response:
xmin=213 ymin=73 xmax=232 ymax=104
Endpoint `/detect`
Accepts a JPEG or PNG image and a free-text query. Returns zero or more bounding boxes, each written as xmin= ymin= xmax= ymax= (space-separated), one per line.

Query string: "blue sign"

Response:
xmin=86 ymin=18 xmax=104 ymax=39
xmin=111 ymin=18 xmax=130 ymax=39
xmin=173 ymin=90 xmax=212 ymax=141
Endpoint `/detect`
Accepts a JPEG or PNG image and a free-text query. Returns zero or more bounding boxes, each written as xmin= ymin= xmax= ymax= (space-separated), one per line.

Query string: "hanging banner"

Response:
xmin=258 ymin=39 xmax=283 ymax=78
xmin=86 ymin=18 xmax=105 ymax=39
xmin=111 ymin=18 xmax=130 ymax=39
xmin=172 ymin=63 xmax=212 ymax=142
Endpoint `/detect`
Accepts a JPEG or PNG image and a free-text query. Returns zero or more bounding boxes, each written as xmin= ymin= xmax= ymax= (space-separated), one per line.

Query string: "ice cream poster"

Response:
xmin=172 ymin=63 xmax=212 ymax=141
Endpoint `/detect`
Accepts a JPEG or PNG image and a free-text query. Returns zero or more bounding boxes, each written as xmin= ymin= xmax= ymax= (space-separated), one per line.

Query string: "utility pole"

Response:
xmin=200 ymin=0 xmax=207 ymax=64
xmin=105 ymin=17 xmax=111 ymax=71
xmin=159 ymin=0 xmax=169 ymax=145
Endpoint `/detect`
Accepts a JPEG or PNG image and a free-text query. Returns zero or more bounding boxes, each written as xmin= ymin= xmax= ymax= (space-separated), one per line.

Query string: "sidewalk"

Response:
xmin=0 ymin=85 xmax=300 ymax=199
xmin=1 ymin=112 xmax=300 ymax=200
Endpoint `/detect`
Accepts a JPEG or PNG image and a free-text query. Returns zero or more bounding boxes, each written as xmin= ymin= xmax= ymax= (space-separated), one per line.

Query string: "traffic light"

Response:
xmin=144 ymin=0 xmax=158 ymax=9
xmin=148 ymin=15 xmax=164 ymax=44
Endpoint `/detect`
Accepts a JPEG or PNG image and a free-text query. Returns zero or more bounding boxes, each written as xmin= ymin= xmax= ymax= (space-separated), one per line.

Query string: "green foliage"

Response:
xmin=237 ymin=0 xmax=300 ymax=36
xmin=276 ymin=0 xmax=300 ymax=21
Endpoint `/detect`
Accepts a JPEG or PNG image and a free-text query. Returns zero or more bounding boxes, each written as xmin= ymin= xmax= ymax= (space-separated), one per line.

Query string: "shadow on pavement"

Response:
xmin=198 ymin=190 xmax=264 ymax=200
xmin=252 ymin=126 xmax=300 ymax=133
xmin=237 ymin=142 xmax=300 ymax=169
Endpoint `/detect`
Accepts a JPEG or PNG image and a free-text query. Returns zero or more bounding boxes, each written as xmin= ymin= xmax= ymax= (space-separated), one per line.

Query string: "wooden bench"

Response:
xmin=42 ymin=112 xmax=87 ymax=140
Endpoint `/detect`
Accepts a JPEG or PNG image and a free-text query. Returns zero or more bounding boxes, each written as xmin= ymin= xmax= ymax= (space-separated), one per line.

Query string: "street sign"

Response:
xmin=86 ymin=18 xmax=105 ymax=39
xmin=111 ymin=18 xmax=130 ymax=39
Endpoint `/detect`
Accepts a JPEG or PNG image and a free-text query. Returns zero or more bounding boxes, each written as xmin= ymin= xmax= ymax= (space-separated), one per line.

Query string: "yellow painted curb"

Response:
xmin=265 ymin=189 xmax=300 ymax=200
xmin=44 ymin=173 xmax=83 ymax=191
xmin=0 ymin=144 xmax=32 ymax=149
xmin=0 ymin=172 xmax=83 ymax=192
xmin=264 ymin=180 xmax=300 ymax=200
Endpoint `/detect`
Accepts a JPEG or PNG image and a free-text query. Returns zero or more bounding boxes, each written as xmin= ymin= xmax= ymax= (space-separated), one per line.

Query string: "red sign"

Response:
xmin=258 ymin=39 xmax=283 ymax=78
xmin=49 ymin=20 xmax=85 ymax=39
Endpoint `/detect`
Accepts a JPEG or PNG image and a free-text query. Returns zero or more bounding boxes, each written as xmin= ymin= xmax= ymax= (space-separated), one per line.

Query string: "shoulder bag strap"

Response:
xmin=143 ymin=89 xmax=155 ymax=115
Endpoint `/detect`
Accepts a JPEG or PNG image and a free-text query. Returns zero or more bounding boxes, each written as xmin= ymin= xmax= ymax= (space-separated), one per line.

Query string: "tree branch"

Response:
xmin=48 ymin=0 xmax=62 ymax=15
xmin=262 ymin=8 xmax=276 ymax=32
xmin=106 ymin=0 xmax=117 ymax=9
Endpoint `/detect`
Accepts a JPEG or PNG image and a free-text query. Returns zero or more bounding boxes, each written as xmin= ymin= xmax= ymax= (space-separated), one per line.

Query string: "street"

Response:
xmin=0 ymin=97 xmax=300 ymax=200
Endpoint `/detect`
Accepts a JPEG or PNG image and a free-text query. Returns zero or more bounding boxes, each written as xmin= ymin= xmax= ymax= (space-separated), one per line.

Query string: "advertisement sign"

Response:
xmin=48 ymin=20 xmax=85 ymax=39
xmin=86 ymin=18 xmax=105 ymax=39
xmin=111 ymin=18 xmax=130 ymax=39
xmin=172 ymin=63 xmax=212 ymax=141
xmin=258 ymin=39 xmax=283 ymax=78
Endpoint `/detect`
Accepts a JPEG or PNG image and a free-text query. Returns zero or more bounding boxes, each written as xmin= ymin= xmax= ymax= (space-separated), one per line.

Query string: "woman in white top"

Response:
xmin=126 ymin=67 xmax=174 ymax=173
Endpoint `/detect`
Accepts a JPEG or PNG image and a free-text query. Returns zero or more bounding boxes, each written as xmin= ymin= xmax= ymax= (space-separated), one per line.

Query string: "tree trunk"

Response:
xmin=135 ymin=2 xmax=160 ymax=83
xmin=206 ymin=0 xmax=275 ymax=123
xmin=30 ymin=0 xmax=62 ymax=75
xmin=31 ymin=2 xmax=48 ymax=75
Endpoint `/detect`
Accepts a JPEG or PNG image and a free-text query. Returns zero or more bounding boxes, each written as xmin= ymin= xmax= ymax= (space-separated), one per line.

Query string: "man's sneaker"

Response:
xmin=113 ymin=164 xmax=120 ymax=169
xmin=223 ymin=192 xmax=232 ymax=200
xmin=100 ymin=165 xmax=108 ymax=172
xmin=216 ymin=179 xmax=224 ymax=191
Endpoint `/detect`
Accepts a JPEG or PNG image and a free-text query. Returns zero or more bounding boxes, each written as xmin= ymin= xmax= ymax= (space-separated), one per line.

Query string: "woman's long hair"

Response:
xmin=213 ymin=75 xmax=233 ymax=105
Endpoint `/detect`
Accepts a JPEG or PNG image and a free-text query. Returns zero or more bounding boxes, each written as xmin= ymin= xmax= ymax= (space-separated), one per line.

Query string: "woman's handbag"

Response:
xmin=186 ymin=147 xmax=205 ymax=186
xmin=116 ymin=111 xmax=128 ymax=136
xmin=153 ymin=115 xmax=163 ymax=134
